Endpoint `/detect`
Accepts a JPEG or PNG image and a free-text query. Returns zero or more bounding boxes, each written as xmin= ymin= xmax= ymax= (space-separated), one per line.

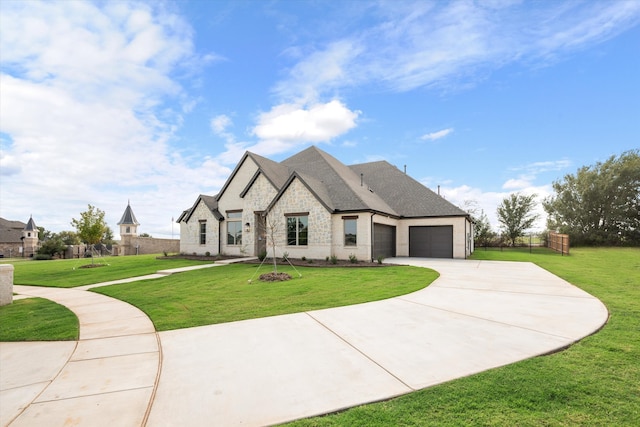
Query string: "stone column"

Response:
xmin=0 ymin=264 xmax=14 ymax=306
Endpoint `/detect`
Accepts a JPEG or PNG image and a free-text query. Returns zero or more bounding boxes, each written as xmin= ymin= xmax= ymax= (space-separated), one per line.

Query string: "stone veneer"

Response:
xmin=180 ymin=199 xmax=220 ymax=255
xmin=267 ymin=178 xmax=332 ymax=259
xmin=241 ymin=174 xmax=277 ymax=254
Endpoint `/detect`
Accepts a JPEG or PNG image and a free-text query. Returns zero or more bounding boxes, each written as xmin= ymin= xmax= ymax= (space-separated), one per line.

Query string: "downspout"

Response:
xmin=218 ymin=218 xmax=223 ymax=255
xmin=464 ymin=217 xmax=467 ymax=259
xmin=370 ymin=212 xmax=375 ymax=262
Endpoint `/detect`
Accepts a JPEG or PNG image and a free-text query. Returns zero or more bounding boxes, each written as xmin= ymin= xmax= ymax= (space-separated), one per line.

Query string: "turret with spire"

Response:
xmin=117 ymin=200 xmax=139 ymax=237
xmin=22 ymin=215 xmax=39 ymax=257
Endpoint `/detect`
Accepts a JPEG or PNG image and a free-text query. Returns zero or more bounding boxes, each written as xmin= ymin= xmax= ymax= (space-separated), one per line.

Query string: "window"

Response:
xmin=227 ymin=211 xmax=242 ymax=245
xmin=199 ymin=221 xmax=206 ymax=245
xmin=344 ymin=217 xmax=357 ymax=246
xmin=287 ymin=215 xmax=308 ymax=246
xmin=125 ymin=226 xmax=130 ymax=233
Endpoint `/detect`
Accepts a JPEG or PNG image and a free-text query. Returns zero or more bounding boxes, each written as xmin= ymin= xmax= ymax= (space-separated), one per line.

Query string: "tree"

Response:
xmin=37 ymin=234 xmax=67 ymax=257
xmin=58 ymin=230 xmax=81 ymax=245
xmin=497 ymin=193 xmax=539 ymax=246
xmin=474 ymin=210 xmax=495 ymax=247
xmin=71 ymin=204 xmax=107 ymax=262
xmin=544 ymin=150 xmax=640 ymax=245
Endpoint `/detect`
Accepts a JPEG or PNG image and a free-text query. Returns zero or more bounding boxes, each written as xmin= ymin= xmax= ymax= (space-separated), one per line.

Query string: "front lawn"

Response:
xmin=285 ymin=247 xmax=640 ymax=426
xmin=93 ymin=264 xmax=437 ymax=331
xmin=0 ymin=298 xmax=79 ymax=341
xmin=6 ymin=254 xmax=213 ymax=288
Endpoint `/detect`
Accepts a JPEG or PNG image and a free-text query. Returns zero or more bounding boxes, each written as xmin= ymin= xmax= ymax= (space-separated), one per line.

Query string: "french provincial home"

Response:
xmin=178 ymin=146 xmax=473 ymax=260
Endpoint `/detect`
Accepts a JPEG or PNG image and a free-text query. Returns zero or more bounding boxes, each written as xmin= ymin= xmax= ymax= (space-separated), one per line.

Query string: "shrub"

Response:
xmin=301 ymin=256 xmax=306 ymax=261
xmin=258 ymin=250 xmax=268 ymax=261
xmin=282 ymin=251 xmax=289 ymax=262
xmin=33 ymin=254 xmax=52 ymax=261
xmin=205 ymin=251 xmax=211 ymax=257
xmin=377 ymin=255 xmax=385 ymax=264
xmin=330 ymin=255 xmax=338 ymax=265
xmin=349 ymin=254 xmax=358 ymax=263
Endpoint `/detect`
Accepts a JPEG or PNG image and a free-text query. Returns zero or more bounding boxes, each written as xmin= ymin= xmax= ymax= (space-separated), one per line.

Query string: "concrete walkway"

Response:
xmin=1 ymin=258 xmax=608 ymax=426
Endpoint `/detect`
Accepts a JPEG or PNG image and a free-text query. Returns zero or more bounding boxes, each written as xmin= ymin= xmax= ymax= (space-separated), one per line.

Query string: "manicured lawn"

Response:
xmin=285 ymin=247 xmax=640 ymax=426
xmin=93 ymin=264 xmax=437 ymax=331
xmin=6 ymin=254 xmax=213 ymax=288
xmin=0 ymin=298 xmax=79 ymax=341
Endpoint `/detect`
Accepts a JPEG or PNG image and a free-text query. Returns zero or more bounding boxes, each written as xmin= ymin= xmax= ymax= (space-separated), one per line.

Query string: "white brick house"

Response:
xmin=178 ymin=146 xmax=473 ymax=260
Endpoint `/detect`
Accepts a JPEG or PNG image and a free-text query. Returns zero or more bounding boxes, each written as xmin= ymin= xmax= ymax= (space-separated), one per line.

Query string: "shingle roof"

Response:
xmin=0 ymin=217 xmax=26 ymax=243
xmin=349 ymin=161 xmax=468 ymax=217
xmin=182 ymin=145 xmax=468 ymax=220
xmin=182 ymin=194 xmax=224 ymax=222
xmin=24 ymin=216 xmax=37 ymax=231
xmin=281 ymin=146 xmax=397 ymax=214
xmin=117 ymin=202 xmax=139 ymax=225
xmin=246 ymin=152 xmax=290 ymax=190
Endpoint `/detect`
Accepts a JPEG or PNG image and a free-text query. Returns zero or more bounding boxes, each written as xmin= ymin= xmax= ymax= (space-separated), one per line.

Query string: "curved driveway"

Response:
xmin=1 ymin=258 xmax=608 ymax=427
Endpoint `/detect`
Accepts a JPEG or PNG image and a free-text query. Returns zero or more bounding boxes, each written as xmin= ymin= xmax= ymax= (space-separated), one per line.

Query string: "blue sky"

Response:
xmin=1 ymin=0 xmax=639 ymax=238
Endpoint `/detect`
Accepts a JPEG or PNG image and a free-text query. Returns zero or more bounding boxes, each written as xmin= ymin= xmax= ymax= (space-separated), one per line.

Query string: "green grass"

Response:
xmin=285 ymin=247 xmax=640 ymax=426
xmin=5 ymin=254 xmax=213 ymax=288
xmin=93 ymin=264 xmax=437 ymax=331
xmin=0 ymin=298 xmax=79 ymax=341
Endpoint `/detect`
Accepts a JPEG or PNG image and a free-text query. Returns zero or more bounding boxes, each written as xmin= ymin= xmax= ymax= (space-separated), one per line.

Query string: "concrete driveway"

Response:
xmin=1 ymin=258 xmax=608 ymax=426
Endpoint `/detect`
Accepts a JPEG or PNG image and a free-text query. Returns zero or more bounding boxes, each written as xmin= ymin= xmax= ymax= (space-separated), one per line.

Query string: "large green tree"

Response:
xmin=497 ymin=193 xmax=539 ymax=246
xmin=71 ymin=204 xmax=107 ymax=262
xmin=544 ymin=150 xmax=640 ymax=245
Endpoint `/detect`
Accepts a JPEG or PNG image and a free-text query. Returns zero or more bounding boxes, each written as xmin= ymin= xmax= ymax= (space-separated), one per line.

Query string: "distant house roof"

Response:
xmin=0 ymin=217 xmax=26 ymax=243
xmin=117 ymin=202 xmax=139 ymax=225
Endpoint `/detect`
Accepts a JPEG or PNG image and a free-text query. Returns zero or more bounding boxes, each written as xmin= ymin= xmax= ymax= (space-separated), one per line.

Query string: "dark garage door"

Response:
xmin=409 ymin=226 xmax=453 ymax=258
xmin=373 ymin=224 xmax=396 ymax=259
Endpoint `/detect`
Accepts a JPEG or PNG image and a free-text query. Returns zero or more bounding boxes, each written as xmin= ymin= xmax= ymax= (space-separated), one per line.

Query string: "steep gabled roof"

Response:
xmin=24 ymin=216 xmax=37 ymax=231
xmin=217 ymin=151 xmax=290 ymax=202
xmin=281 ymin=146 xmax=397 ymax=215
xmin=246 ymin=152 xmax=290 ymax=190
xmin=349 ymin=161 xmax=468 ymax=217
xmin=117 ymin=202 xmax=139 ymax=225
xmin=182 ymin=194 xmax=224 ymax=223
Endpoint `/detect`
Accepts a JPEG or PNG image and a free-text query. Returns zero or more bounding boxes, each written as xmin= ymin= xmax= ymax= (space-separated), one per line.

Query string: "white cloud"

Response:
xmin=273 ymin=2 xmax=640 ymax=97
xmin=502 ymin=178 xmax=533 ymax=190
xmin=436 ymin=183 xmax=551 ymax=232
xmin=0 ymin=1 xmax=227 ymax=238
xmin=421 ymin=128 xmax=454 ymax=141
xmin=211 ymin=114 xmax=232 ymax=134
xmin=247 ymin=100 xmax=360 ymax=155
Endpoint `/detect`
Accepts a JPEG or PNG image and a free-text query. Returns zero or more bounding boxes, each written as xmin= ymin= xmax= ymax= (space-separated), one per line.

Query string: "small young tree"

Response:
xmin=71 ymin=204 xmax=107 ymax=263
xmin=474 ymin=210 xmax=495 ymax=247
xmin=497 ymin=193 xmax=539 ymax=246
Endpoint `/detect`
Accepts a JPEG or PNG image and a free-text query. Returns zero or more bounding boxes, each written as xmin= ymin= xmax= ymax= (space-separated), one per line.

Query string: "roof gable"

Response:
xmin=281 ymin=146 xmax=397 ymax=215
xmin=182 ymin=194 xmax=223 ymax=223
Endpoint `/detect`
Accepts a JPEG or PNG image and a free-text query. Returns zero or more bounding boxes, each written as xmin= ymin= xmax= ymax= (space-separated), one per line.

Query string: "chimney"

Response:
xmin=438 ymin=185 xmax=441 ymax=196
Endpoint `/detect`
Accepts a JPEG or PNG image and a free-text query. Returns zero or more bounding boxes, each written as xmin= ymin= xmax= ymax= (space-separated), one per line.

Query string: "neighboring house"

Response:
xmin=178 ymin=146 xmax=473 ymax=260
xmin=0 ymin=216 xmax=39 ymax=258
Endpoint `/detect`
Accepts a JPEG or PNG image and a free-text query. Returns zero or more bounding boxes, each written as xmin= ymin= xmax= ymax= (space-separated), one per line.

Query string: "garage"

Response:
xmin=409 ymin=225 xmax=453 ymax=258
xmin=373 ymin=223 xmax=396 ymax=259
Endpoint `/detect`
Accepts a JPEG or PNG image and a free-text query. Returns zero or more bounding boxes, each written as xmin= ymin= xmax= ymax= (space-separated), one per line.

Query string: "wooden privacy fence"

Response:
xmin=548 ymin=232 xmax=570 ymax=255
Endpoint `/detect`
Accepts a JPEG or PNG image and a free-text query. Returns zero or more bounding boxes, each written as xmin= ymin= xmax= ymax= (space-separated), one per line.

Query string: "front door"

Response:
xmin=255 ymin=213 xmax=267 ymax=256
